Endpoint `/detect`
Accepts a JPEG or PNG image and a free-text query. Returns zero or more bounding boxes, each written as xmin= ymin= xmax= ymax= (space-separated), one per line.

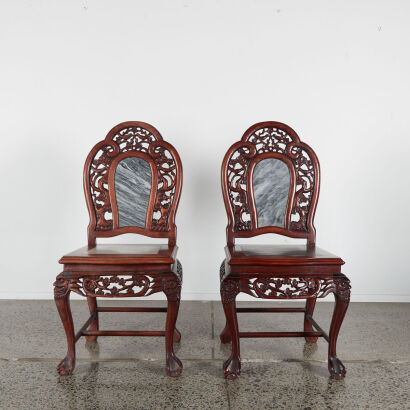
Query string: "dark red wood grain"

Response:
xmin=219 ymin=122 xmax=351 ymax=381
xmin=54 ymin=122 xmax=183 ymax=377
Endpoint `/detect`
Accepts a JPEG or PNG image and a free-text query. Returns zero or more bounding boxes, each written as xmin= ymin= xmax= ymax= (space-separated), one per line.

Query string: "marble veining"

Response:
xmin=114 ymin=157 xmax=152 ymax=228
xmin=253 ymin=158 xmax=290 ymax=228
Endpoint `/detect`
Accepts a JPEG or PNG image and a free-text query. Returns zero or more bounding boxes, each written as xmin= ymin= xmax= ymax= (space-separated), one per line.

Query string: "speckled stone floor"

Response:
xmin=0 ymin=300 xmax=409 ymax=409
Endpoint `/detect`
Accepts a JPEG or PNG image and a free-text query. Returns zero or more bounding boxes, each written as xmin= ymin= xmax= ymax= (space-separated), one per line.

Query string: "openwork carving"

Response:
xmin=54 ymin=262 xmax=183 ymax=299
xmin=88 ymin=125 xmax=178 ymax=232
xmin=240 ymin=275 xmax=350 ymax=300
xmin=219 ymin=261 xmax=227 ymax=282
xmin=81 ymin=275 xmax=163 ymax=297
xmin=248 ymin=277 xmax=320 ymax=299
xmin=226 ymin=126 xmax=316 ymax=232
xmin=319 ymin=275 xmax=351 ymax=301
xmin=54 ymin=275 xmax=162 ymax=298
xmin=175 ymin=259 xmax=183 ymax=283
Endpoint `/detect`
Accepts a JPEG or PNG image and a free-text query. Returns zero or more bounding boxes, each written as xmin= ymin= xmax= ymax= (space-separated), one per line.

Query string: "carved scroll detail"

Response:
xmin=53 ymin=277 xmax=71 ymax=299
xmin=226 ymin=126 xmax=315 ymax=232
xmin=163 ymin=277 xmax=181 ymax=302
xmin=249 ymin=277 xmax=320 ymax=299
xmin=318 ymin=275 xmax=351 ymax=301
xmin=221 ymin=279 xmax=240 ymax=305
xmin=175 ymin=259 xmax=183 ymax=283
xmin=240 ymin=275 xmax=350 ymax=300
xmin=81 ymin=275 xmax=163 ymax=297
xmin=89 ymin=126 xmax=177 ymax=232
xmin=54 ymin=266 xmax=184 ymax=299
xmin=219 ymin=261 xmax=227 ymax=282
xmin=53 ymin=275 xmax=162 ymax=298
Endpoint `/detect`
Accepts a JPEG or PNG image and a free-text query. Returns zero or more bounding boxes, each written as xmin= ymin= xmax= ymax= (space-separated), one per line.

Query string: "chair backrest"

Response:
xmin=221 ymin=122 xmax=320 ymax=246
xmin=84 ymin=121 xmax=182 ymax=246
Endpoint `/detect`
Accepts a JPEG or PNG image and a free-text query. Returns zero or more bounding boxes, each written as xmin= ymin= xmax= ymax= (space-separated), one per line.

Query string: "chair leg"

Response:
xmin=328 ymin=276 xmax=351 ymax=379
xmin=173 ymin=327 xmax=181 ymax=343
xmin=221 ymin=279 xmax=240 ymax=379
xmin=54 ymin=277 xmax=76 ymax=376
xmin=220 ymin=321 xmax=232 ymax=344
xmin=164 ymin=277 xmax=183 ymax=377
xmin=219 ymin=260 xmax=232 ymax=344
xmin=304 ymin=298 xmax=318 ymax=343
xmin=85 ymin=296 xmax=99 ymax=341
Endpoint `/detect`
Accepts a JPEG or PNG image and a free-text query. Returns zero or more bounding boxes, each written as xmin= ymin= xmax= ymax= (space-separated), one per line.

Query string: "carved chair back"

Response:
xmin=221 ymin=122 xmax=320 ymax=246
xmin=84 ymin=122 xmax=182 ymax=246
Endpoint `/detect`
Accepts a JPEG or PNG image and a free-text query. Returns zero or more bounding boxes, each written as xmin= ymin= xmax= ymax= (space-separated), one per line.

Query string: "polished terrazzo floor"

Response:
xmin=0 ymin=300 xmax=409 ymax=409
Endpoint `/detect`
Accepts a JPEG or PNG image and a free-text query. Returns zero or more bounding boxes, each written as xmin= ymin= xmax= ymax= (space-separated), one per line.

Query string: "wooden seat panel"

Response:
xmin=226 ymin=245 xmax=344 ymax=266
xmin=59 ymin=244 xmax=178 ymax=265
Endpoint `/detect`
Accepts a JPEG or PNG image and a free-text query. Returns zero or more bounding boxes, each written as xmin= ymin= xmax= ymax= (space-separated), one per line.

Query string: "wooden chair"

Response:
xmin=54 ymin=121 xmax=183 ymax=377
xmin=219 ymin=122 xmax=351 ymax=380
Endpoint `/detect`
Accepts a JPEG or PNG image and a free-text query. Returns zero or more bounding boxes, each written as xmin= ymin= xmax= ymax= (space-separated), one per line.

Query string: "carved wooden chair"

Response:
xmin=54 ymin=121 xmax=183 ymax=377
xmin=219 ymin=122 xmax=351 ymax=380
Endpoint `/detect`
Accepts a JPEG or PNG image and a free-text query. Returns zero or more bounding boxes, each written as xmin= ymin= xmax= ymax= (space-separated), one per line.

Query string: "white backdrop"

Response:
xmin=1 ymin=0 xmax=409 ymax=301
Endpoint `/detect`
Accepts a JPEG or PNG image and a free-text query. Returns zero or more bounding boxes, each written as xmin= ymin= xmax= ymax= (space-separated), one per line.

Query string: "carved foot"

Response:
xmin=57 ymin=355 xmax=75 ymax=376
xmin=328 ymin=356 xmax=346 ymax=380
xmin=166 ymin=354 xmax=183 ymax=377
xmin=223 ymin=357 xmax=241 ymax=380
xmin=220 ymin=327 xmax=232 ymax=344
xmin=173 ymin=328 xmax=181 ymax=343
xmin=305 ymin=336 xmax=318 ymax=343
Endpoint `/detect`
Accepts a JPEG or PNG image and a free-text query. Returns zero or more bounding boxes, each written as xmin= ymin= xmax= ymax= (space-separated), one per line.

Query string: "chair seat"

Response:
xmin=226 ymin=244 xmax=344 ymax=266
xmin=59 ymin=244 xmax=178 ymax=265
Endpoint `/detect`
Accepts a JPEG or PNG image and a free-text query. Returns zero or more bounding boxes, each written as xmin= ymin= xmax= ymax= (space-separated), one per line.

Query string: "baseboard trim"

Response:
xmin=0 ymin=291 xmax=409 ymax=302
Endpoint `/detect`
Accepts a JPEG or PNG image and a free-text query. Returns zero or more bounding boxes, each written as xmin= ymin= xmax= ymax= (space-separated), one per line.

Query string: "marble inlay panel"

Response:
xmin=253 ymin=158 xmax=290 ymax=228
xmin=114 ymin=157 xmax=152 ymax=228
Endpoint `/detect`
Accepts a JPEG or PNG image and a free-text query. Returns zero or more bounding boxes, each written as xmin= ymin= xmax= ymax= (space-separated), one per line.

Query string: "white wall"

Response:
xmin=0 ymin=0 xmax=409 ymax=302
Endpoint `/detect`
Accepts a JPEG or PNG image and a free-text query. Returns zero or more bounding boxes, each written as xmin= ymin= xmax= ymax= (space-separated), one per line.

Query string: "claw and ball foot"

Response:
xmin=164 ymin=276 xmax=183 ymax=377
xmin=54 ymin=278 xmax=76 ymax=377
xmin=329 ymin=356 xmax=346 ymax=380
xmin=221 ymin=279 xmax=240 ymax=379
xmin=223 ymin=357 xmax=241 ymax=380
xmin=57 ymin=355 xmax=75 ymax=376
xmin=328 ymin=276 xmax=350 ymax=380
xmin=166 ymin=354 xmax=183 ymax=377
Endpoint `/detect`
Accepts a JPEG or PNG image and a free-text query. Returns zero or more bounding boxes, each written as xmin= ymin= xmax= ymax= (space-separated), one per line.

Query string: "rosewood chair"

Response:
xmin=54 ymin=121 xmax=183 ymax=377
xmin=219 ymin=122 xmax=351 ymax=380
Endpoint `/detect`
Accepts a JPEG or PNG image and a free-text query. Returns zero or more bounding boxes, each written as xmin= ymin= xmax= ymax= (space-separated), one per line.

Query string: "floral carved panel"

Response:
xmin=239 ymin=275 xmax=351 ymax=300
xmin=88 ymin=125 xmax=178 ymax=232
xmin=54 ymin=272 xmax=183 ymax=299
xmin=225 ymin=126 xmax=316 ymax=232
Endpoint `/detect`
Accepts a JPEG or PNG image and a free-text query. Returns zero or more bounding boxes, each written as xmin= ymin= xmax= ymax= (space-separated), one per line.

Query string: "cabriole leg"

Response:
xmin=220 ymin=321 xmax=232 ymax=344
xmin=54 ymin=276 xmax=76 ymax=376
xmin=219 ymin=261 xmax=232 ymax=344
xmin=221 ymin=279 xmax=240 ymax=379
xmin=85 ymin=296 xmax=99 ymax=341
xmin=304 ymin=298 xmax=318 ymax=343
xmin=163 ymin=276 xmax=183 ymax=377
xmin=328 ymin=275 xmax=351 ymax=379
xmin=173 ymin=327 xmax=181 ymax=343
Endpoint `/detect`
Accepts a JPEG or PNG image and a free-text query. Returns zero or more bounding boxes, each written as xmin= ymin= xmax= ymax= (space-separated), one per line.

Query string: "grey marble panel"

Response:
xmin=253 ymin=158 xmax=290 ymax=228
xmin=114 ymin=157 xmax=152 ymax=228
